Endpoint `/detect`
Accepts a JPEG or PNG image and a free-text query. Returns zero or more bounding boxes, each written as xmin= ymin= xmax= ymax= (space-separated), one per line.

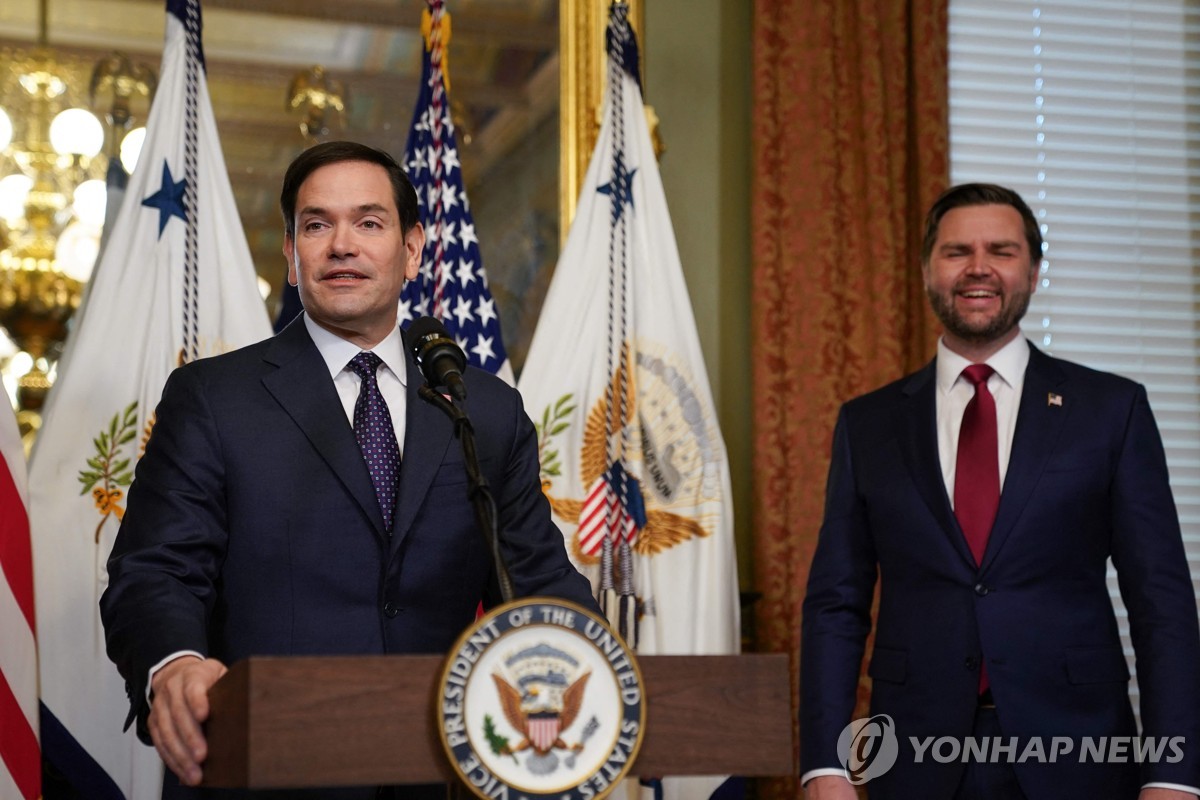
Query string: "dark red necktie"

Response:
xmin=955 ymin=364 xmax=998 ymax=695
xmin=954 ymin=364 xmax=999 ymax=565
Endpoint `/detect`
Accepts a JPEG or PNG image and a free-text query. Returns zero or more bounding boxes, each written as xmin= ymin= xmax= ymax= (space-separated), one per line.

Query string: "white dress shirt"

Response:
xmin=304 ymin=314 xmax=408 ymax=453
xmin=934 ymin=334 xmax=1028 ymax=503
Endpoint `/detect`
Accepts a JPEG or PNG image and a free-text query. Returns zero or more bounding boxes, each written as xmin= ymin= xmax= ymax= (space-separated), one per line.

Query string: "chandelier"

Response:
xmin=0 ymin=0 xmax=153 ymax=441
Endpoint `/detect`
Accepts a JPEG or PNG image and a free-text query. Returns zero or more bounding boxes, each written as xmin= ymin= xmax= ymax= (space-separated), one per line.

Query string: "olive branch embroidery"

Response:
xmin=534 ymin=393 xmax=575 ymax=484
xmin=483 ymin=714 xmax=518 ymax=763
xmin=79 ymin=402 xmax=138 ymax=543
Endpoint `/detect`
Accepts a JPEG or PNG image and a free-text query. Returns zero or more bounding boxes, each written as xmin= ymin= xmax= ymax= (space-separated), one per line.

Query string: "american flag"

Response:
xmin=0 ymin=406 xmax=37 ymax=800
xmin=577 ymin=463 xmax=644 ymax=556
xmin=400 ymin=0 xmax=511 ymax=381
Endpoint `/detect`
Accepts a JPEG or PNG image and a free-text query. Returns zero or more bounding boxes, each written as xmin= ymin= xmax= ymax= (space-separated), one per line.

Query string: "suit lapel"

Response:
xmin=391 ymin=351 xmax=455 ymax=552
xmin=260 ymin=318 xmax=389 ymax=540
xmin=980 ymin=345 xmax=1069 ymax=572
xmin=898 ymin=360 xmax=978 ymax=568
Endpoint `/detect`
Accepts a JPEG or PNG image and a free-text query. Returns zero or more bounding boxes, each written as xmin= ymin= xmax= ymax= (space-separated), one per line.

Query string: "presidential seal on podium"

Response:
xmin=437 ymin=598 xmax=646 ymax=800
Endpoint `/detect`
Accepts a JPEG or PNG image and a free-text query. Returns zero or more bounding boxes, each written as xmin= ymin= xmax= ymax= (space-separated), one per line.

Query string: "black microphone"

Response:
xmin=408 ymin=316 xmax=468 ymax=401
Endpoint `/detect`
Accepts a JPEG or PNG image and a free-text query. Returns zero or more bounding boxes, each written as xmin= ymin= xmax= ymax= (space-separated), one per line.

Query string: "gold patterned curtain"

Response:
xmin=751 ymin=0 xmax=948 ymax=793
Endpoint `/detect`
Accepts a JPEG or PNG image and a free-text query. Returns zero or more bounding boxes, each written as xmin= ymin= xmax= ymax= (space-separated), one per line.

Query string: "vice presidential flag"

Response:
xmin=400 ymin=0 xmax=513 ymax=383
xmin=517 ymin=7 xmax=739 ymax=797
xmin=0 ymin=406 xmax=37 ymax=800
xmin=28 ymin=0 xmax=271 ymax=796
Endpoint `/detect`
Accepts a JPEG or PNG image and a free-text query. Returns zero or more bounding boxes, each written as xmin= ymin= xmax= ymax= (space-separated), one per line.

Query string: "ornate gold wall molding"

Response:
xmin=560 ymin=0 xmax=642 ymax=238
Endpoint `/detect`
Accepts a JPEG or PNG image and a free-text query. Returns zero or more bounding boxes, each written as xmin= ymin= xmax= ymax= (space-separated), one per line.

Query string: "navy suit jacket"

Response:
xmin=100 ymin=317 xmax=596 ymax=798
xmin=800 ymin=343 xmax=1200 ymax=799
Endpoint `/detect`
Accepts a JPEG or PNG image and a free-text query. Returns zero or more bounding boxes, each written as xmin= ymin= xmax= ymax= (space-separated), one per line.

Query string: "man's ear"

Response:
xmin=403 ymin=223 xmax=425 ymax=282
xmin=283 ymin=234 xmax=298 ymax=287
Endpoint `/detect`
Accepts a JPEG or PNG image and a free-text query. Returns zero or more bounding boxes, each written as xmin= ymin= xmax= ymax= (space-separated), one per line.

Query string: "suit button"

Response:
xmin=383 ymin=602 xmax=400 ymax=618
xmin=974 ymin=583 xmax=989 ymax=596
xmin=965 ymin=656 xmax=978 ymax=671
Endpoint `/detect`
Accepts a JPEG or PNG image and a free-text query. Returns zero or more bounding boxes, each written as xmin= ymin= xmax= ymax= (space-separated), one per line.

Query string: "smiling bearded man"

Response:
xmin=800 ymin=184 xmax=1200 ymax=800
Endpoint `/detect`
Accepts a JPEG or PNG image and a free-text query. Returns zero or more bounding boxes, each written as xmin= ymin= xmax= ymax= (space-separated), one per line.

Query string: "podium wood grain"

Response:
xmin=204 ymin=653 xmax=793 ymax=789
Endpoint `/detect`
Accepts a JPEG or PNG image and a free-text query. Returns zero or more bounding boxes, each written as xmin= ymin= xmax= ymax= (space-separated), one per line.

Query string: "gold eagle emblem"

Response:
xmin=540 ymin=344 xmax=709 ymax=564
xmin=490 ymin=671 xmax=591 ymax=756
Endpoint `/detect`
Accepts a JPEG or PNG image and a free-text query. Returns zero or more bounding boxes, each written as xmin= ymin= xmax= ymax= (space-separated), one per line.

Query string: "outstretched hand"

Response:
xmin=148 ymin=655 xmax=228 ymax=786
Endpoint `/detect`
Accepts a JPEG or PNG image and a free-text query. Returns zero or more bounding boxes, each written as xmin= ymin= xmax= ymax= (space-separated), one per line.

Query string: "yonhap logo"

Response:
xmin=837 ymin=714 xmax=899 ymax=784
xmin=831 ymin=716 xmax=1185 ymax=786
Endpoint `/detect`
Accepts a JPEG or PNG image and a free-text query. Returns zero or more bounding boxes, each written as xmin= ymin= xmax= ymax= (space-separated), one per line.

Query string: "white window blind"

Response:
xmin=949 ymin=0 xmax=1200 ymax=714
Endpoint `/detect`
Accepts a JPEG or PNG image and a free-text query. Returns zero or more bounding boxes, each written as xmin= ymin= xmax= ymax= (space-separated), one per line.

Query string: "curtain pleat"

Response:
xmin=751 ymin=2 xmax=949 ymax=795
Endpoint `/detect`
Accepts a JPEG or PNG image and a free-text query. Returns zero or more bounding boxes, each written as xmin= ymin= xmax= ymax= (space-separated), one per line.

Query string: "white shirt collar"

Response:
xmin=935 ymin=333 xmax=1030 ymax=395
xmin=302 ymin=313 xmax=408 ymax=385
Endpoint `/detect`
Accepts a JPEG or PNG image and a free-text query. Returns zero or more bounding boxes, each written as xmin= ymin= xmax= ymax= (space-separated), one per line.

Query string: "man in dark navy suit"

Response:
xmin=800 ymin=184 xmax=1200 ymax=800
xmin=100 ymin=141 xmax=596 ymax=798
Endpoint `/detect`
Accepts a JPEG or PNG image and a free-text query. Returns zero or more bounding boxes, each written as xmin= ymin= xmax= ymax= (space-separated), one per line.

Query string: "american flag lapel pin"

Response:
xmin=1048 ymin=392 xmax=1063 ymax=407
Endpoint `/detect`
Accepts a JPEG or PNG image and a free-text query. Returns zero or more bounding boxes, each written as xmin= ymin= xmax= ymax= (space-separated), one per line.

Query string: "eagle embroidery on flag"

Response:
xmin=517 ymin=10 xmax=739 ymax=800
xmin=518 ymin=1 xmax=738 ymax=660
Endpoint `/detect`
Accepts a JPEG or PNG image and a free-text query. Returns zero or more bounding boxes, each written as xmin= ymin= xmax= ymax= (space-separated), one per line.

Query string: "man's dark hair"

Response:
xmin=280 ymin=141 xmax=420 ymax=237
xmin=920 ymin=183 xmax=1044 ymax=267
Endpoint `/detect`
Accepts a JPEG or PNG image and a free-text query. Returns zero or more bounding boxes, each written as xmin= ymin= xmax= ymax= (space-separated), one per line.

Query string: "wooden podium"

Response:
xmin=203 ymin=653 xmax=794 ymax=789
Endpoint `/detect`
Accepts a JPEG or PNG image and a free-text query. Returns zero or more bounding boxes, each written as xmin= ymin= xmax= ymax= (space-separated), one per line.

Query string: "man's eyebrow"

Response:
xmin=937 ymin=238 xmax=1022 ymax=250
xmin=297 ymin=203 xmax=392 ymax=217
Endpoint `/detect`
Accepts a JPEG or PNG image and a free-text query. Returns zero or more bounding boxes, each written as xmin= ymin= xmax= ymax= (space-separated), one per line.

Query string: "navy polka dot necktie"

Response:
xmin=347 ymin=351 xmax=401 ymax=532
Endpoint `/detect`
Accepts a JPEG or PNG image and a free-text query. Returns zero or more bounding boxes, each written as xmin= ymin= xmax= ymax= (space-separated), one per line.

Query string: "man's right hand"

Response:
xmin=804 ymin=775 xmax=859 ymax=800
xmin=147 ymin=655 xmax=228 ymax=787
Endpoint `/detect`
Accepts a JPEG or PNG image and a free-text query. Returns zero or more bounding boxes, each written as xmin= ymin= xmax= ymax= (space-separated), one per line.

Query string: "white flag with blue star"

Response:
xmin=518 ymin=6 xmax=739 ymax=799
xmin=399 ymin=0 xmax=513 ymax=382
xmin=28 ymin=0 xmax=270 ymax=796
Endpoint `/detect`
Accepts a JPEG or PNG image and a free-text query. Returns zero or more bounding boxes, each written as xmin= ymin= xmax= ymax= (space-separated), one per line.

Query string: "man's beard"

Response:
xmin=926 ymin=281 xmax=1033 ymax=347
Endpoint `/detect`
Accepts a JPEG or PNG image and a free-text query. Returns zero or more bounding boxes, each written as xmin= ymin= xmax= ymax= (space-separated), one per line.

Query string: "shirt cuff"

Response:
xmin=800 ymin=768 xmax=851 ymax=786
xmin=146 ymin=650 xmax=206 ymax=700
